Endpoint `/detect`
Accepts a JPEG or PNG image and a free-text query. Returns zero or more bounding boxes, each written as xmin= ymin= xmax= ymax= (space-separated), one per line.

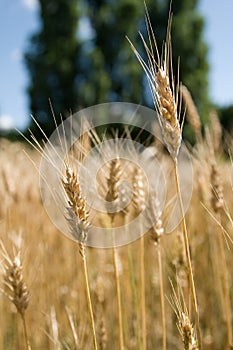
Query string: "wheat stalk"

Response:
xmin=62 ymin=165 xmax=98 ymax=350
xmin=148 ymin=193 xmax=166 ymax=350
xmin=128 ymin=5 xmax=202 ymax=348
xmin=93 ymin=277 xmax=108 ymax=350
xmin=105 ymin=157 xmax=124 ymax=350
xmin=132 ymin=166 xmax=147 ymax=349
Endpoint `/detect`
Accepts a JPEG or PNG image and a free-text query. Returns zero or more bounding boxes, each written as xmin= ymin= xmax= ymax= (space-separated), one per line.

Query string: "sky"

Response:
xmin=0 ymin=0 xmax=233 ymax=131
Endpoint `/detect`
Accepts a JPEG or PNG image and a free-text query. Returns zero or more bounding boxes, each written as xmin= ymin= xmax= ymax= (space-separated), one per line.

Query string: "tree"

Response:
xmin=24 ymin=0 xmax=210 ymax=140
xmin=24 ymin=0 xmax=81 ymax=137
xmin=79 ymin=0 xmax=145 ymax=106
xmin=218 ymin=105 xmax=233 ymax=132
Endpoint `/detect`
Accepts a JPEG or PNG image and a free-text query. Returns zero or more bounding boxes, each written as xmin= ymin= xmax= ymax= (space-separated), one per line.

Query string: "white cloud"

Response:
xmin=21 ymin=0 xmax=39 ymax=11
xmin=0 ymin=115 xmax=14 ymax=131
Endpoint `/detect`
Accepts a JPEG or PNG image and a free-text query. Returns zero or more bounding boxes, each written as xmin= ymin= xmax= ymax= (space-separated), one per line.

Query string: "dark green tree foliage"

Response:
xmin=218 ymin=105 xmax=233 ymax=132
xmin=146 ymin=0 xmax=210 ymax=120
xmin=24 ymin=0 xmax=80 ymax=137
xmin=24 ymin=0 xmax=210 ymax=140
xmin=80 ymin=0 xmax=144 ymax=106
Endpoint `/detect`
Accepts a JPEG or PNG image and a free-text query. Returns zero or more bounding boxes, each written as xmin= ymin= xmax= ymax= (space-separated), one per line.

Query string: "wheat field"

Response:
xmin=0 ymin=115 xmax=232 ymax=350
xmin=1 ymin=8 xmax=233 ymax=349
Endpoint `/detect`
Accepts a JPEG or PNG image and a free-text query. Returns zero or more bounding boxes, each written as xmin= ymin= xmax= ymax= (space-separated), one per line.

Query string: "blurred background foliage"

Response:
xmin=6 ymin=0 xmax=229 ymax=140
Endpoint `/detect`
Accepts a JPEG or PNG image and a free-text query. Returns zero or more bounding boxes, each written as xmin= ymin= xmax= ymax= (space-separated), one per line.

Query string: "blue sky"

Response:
xmin=0 ymin=0 xmax=233 ymax=131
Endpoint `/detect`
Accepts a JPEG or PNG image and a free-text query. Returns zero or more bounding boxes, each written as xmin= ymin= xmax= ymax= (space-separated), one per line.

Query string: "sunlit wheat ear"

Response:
xmin=62 ymin=165 xmax=98 ymax=350
xmin=209 ymin=110 xmax=222 ymax=154
xmin=210 ymin=161 xmax=224 ymax=214
xmin=181 ymin=85 xmax=202 ymax=142
xmin=62 ymin=165 xmax=90 ymax=253
xmin=106 ymin=157 xmax=122 ymax=202
xmin=0 ymin=241 xmax=29 ymax=317
xmin=132 ymin=166 xmax=146 ymax=216
xmin=148 ymin=193 xmax=164 ymax=245
xmin=169 ymin=281 xmax=199 ymax=350
xmin=105 ymin=157 xmax=122 ymax=223
xmin=127 ymin=9 xmax=182 ymax=160
xmin=0 ymin=240 xmax=31 ymax=350
xmin=172 ymin=231 xmax=188 ymax=289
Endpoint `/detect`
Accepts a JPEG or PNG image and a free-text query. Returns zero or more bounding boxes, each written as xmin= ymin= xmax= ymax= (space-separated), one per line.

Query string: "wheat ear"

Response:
xmin=62 ymin=165 xmax=98 ymax=350
xmin=0 ymin=241 xmax=31 ymax=350
xmin=209 ymin=110 xmax=222 ymax=154
xmin=181 ymin=85 xmax=202 ymax=143
xmin=169 ymin=281 xmax=199 ymax=350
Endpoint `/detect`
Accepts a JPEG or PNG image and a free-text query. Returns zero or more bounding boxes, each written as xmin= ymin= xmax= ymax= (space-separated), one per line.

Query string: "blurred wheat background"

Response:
xmin=0 ymin=112 xmax=232 ymax=349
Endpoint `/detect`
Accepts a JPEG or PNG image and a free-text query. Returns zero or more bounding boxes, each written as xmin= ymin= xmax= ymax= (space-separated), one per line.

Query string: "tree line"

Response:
xmin=23 ymin=0 xmax=212 ymax=139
